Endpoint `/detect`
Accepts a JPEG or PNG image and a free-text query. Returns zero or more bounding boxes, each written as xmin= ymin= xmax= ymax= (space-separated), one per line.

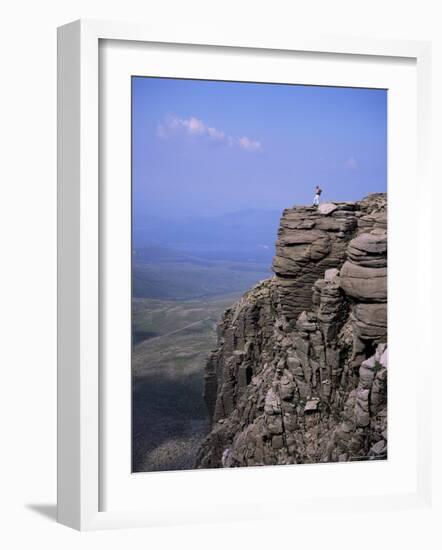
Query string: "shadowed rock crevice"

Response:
xmin=196 ymin=193 xmax=387 ymax=468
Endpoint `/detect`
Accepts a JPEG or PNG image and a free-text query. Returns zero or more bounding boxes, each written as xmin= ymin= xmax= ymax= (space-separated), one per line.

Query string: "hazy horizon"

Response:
xmin=132 ymin=77 xmax=387 ymax=230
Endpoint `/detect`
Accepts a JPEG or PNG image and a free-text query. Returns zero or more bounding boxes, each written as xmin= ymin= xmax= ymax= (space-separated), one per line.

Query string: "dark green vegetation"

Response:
xmin=132 ymin=294 xmax=243 ymax=472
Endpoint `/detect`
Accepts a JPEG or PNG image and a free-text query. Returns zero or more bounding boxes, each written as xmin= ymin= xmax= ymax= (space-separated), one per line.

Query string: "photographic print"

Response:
xmin=131 ymin=77 xmax=387 ymax=472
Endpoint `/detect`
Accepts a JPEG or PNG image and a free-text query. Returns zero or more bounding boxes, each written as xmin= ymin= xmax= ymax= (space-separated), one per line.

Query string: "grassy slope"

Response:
xmin=132 ymin=260 xmax=270 ymax=301
xmin=132 ymin=294 xmax=241 ymax=472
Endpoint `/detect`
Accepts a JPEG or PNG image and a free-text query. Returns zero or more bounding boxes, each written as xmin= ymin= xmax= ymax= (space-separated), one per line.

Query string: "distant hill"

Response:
xmin=132 ymin=209 xmax=281 ymax=262
xmin=133 ymin=244 xmax=214 ymax=266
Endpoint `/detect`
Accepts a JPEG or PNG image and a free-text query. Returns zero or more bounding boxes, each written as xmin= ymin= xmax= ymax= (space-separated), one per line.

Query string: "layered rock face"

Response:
xmin=196 ymin=194 xmax=387 ymax=468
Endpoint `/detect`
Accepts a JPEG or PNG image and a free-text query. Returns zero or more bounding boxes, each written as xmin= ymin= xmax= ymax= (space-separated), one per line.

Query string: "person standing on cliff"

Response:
xmin=313 ymin=185 xmax=322 ymax=206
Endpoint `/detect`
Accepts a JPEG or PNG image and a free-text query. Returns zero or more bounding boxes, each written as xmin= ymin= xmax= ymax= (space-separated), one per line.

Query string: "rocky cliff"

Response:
xmin=196 ymin=194 xmax=387 ymax=468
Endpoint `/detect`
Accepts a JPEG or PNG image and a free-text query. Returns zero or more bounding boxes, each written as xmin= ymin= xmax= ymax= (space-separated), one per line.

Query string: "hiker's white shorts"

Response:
xmin=313 ymin=194 xmax=320 ymax=205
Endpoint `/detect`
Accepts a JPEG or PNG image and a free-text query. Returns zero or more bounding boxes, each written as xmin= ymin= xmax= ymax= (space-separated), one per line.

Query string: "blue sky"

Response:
xmin=132 ymin=77 xmax=387 ymax=224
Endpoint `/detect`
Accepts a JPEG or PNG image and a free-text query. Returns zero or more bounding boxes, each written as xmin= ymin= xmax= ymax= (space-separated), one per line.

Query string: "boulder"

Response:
xmin=352 ymin=303 xmax=387 ymax=341
xmin=318 ymin=203 xmax=338 ymax=215
xmin=324 ymin=268 xmax=339 ymax=282
xmin=340 ymin=261 xmax=387 ymax=301
xmin=348 ymin=233 xmax=387 ymax=255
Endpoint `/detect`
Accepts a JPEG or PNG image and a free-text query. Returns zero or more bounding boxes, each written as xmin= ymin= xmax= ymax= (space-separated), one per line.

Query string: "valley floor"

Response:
xmin=132 ymin=294 xmax=242 ymax=472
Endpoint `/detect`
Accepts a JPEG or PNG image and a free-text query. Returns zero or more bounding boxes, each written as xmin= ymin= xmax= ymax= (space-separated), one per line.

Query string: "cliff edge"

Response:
xmin=196 ymin=193 xmax=387 ymax=468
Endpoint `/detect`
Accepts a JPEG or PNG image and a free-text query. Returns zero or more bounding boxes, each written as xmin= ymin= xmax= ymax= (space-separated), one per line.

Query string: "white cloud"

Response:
xmin=238 ymin=136 xmax=262 ymax=151
xmin=344 ymin=156 xmax=357 ymax=169
xmin=207 ymin=126 xmax=225 ymax=141
xmin=157 ymin=115 xmax=261 ymax=151
xmin=182 ymin=116 xmax=206 ymax=135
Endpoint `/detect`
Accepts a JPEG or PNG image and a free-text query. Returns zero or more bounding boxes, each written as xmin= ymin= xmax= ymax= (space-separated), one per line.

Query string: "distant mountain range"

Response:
xmin=132 ymin=208 xmax=282 ymax=263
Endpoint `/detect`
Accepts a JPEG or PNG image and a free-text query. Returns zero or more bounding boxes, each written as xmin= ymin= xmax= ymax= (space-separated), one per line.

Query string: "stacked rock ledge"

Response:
xmin=196 ymin=193 xmax=387 ymax=468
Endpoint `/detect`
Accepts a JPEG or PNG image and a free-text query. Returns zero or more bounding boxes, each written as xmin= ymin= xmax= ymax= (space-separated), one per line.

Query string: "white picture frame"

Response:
xmin=57 ymin=19 xmax=433 ymax=531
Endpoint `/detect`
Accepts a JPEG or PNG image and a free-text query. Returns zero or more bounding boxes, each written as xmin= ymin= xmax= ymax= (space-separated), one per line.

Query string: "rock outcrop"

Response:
xmin=196 ymin=194 xmax=387 ymax=468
